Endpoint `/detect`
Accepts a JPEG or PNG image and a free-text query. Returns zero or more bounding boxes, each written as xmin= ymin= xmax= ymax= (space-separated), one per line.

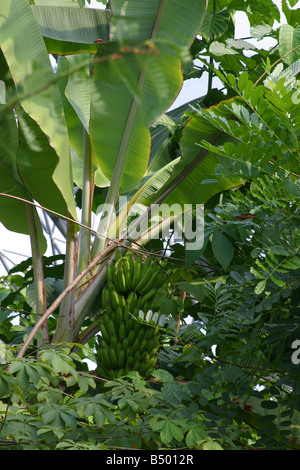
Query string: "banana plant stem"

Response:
xmin=25 ymin=203 xmax=48 ymax=345
xmin=76 ymin=128 xmax=93 ymax=275
xmin=16 ymin=240 xmax=119 ymax=358
xmin=52 ymin=218 xmax=77 ymax=344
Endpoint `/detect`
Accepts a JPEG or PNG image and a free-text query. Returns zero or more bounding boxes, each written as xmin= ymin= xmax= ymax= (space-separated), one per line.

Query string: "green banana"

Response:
xmin=101 ymin=285 xmax=110 ymax=307
xmin=106 ymin=263 xmax=114 ymax=284
xmin=135 ymin=268 xmax=153 ymax=293
xmin=99 ymin=318 xmax=111 ymax=343
xmin=119 ymin=294 xmax=126 ymax=309
xmin=115 ymin=307 xmax=123 ymax=325
xmin=127 ymin=329 xmax=136 ymax=346
xmin=96 ymin=250 xmax=171 ymax=379
xmin=148 ymin=345 xmax=160 ymax=357
xmin=141 ymin=255 xmax=152 ymax=276
xmin=115 ymin=258 xmax=127 ymax=292
xmin=100 ymin=314 xmax=113 ymax=338
xmin=108 ymin=347 xmax=118 ymax=368
xmin=141 ymin=270 xmax=159 ymax=294
xmin=139 ymin=350 xmax=148 ymax=363
xmin=111 ymin=262 xmax=121 ymax=291
xmin=122 ymin=257 xmax=132 ymax=291
xmin=136 ymin=325 xmax=147 ymax=343
xmin=125 ymin=250 xmax=135 ymax=279
xmin=146 ymin=356 xmax=157 ymax=370
xmin=142 ymin=287 xmax=158 ymax=304
xmin=131 ymin=254 xmax=142 ymax=290
xmin=100 ymin=347 xmax=111 ymax=369
xmin=131 ymin=336 xmax=141 ymax=355
xmin=118 ymin=268 xmax=127 ymax=293
xmin=108 ymin=284 xmax=120 ymax=310
xmin=153 ymin=325 xmax=160 ymax=336
xmin=114 ymin=249 xmax=123 ymax=261
xmin=132 ymin=317 xmax=143 ymax=337
xmin=139 ymin=356 xmax=156 ymax=377
xmin=127 ymin=291 xmax=137 ymax=311
xmin=146 ymin=335 xmax=159 ymax=353
xmin=116 ymin=368 xmax=125 ymax=378
xmin=143 ymin=364 xmax=155 ymax=379
xmin=98 ymin=338 xmax=111 ymax=352
xmin=137 ymin=295 xmax=145 ymax=310
xmin=125 ymin=318 xmax=134 ymax=336
xmin=122 ymin=337 xmax=129 ymax=350
xmin=116 ymin=341 xmax=122 ymax=357
xmin=123 ymin=304 xmax=130 ymax=322
xmin=133 ymin=349 xmax=141 ymax=361
xmin=139 ymin=337 xmax=149 ymax=354
xmin=110 ymin=335 xmax=118 ymax=350
xmin=107 ymin=369 xmax=117 ymax=380
xmin=97 ymin=363 xmax=113 ymax=379
xmin=108 ymin=283 xmax=126 ymax=310
xmin=118 ymin=349 xmax=126 ymax=368
xmin=125 ymin=354 xmax=134 ymax=369
xmin=119 ymin=321 xmax=126 ymax=338
xmin=132 ymin=358 xmax=141 ymax=372
xmin=107 ymin=317 xmax=117 ymax=337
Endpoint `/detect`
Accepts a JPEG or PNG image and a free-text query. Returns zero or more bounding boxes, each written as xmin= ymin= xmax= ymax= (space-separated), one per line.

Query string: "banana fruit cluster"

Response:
xmin=96 ymin=249 xmax=169 ymax=380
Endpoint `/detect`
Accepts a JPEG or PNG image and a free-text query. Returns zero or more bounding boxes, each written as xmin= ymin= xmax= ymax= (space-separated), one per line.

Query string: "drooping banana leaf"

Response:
xmin=32 ymin=3 xmax=110 ymax=56
xmin=0 ymin=0 xmax=77 ymax=221
xmin=89 ymin=0 xmax=208 ymax=194
xmin=0 ymin=108 xmax=46 ymax=253
xmin=147 ymin=97 xmax=205 ymax=174
xmin=0 ymin=52 xmax=46 ymax=250
xmin=136 ymin=97 xmax=244 ymax=213
xmin=56 ymin=54 xmax=110 ymax=188
xmin=16 ymin=110 xmax=77 ymax=219
xmin=32 ymin=5 xmax=111 ymax=44
xmin=44 ymin=37 xmax=100 ymax=56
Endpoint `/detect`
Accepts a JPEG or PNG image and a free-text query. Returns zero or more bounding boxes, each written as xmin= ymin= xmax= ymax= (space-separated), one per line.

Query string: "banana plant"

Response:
xmin=0 ymin=0 xmax=245 ymax=354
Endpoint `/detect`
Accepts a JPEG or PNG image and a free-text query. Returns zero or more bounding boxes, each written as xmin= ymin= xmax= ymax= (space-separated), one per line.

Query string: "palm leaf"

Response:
xmin=32 ymin=5 xmax=111 ymax=43
xmin=0 ymin=0 xmax=77 ymax=220
xmin=90 ymin=0 xmax=207 ymax=194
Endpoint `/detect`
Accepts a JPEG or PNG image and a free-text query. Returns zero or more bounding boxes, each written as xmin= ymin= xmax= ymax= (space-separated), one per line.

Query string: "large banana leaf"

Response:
xmin=0 ymin=52 xmax=44 ymax=250
xmin=0 ymin=111 xmax=46 ymax=252
xmin=0 ymin=105 xmax=47 ymax=251
xmin=135 ymin=97 xmax=244 ymax=212
xmin=90 ymin=0 xmax=207 ymax=194
xmin=163 ymin=109 xmax=244 ymax=207
xmin=32 ymin=4 xmax=110 ymax=56
xmin=56 ymin=54 xmax=110 ymax=188
xmin=0 ymin=0 xmax=77 ymax=221
xmin=32 ymin=5 xmax=110 ymax=43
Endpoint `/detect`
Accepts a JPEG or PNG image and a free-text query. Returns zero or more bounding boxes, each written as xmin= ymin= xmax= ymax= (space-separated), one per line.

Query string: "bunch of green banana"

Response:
xmin=96 ymin=249 xmax=170 ymax=380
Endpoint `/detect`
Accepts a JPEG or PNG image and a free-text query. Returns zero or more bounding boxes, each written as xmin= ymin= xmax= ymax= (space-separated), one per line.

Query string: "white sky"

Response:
xmin=0 ymin=0 xmax=299 ymax=276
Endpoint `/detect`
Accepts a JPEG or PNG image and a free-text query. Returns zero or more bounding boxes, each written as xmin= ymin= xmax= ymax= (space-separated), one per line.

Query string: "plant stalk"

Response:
xmin=76 ymin=129 xmax=93 ymax=275
xmin=52 ymin=218 xmax=77 ymax=344
xmin=16 ymin=240 xmax=119 ymax=359
xmin=25 ymin=203 xmax=48 ymax=345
